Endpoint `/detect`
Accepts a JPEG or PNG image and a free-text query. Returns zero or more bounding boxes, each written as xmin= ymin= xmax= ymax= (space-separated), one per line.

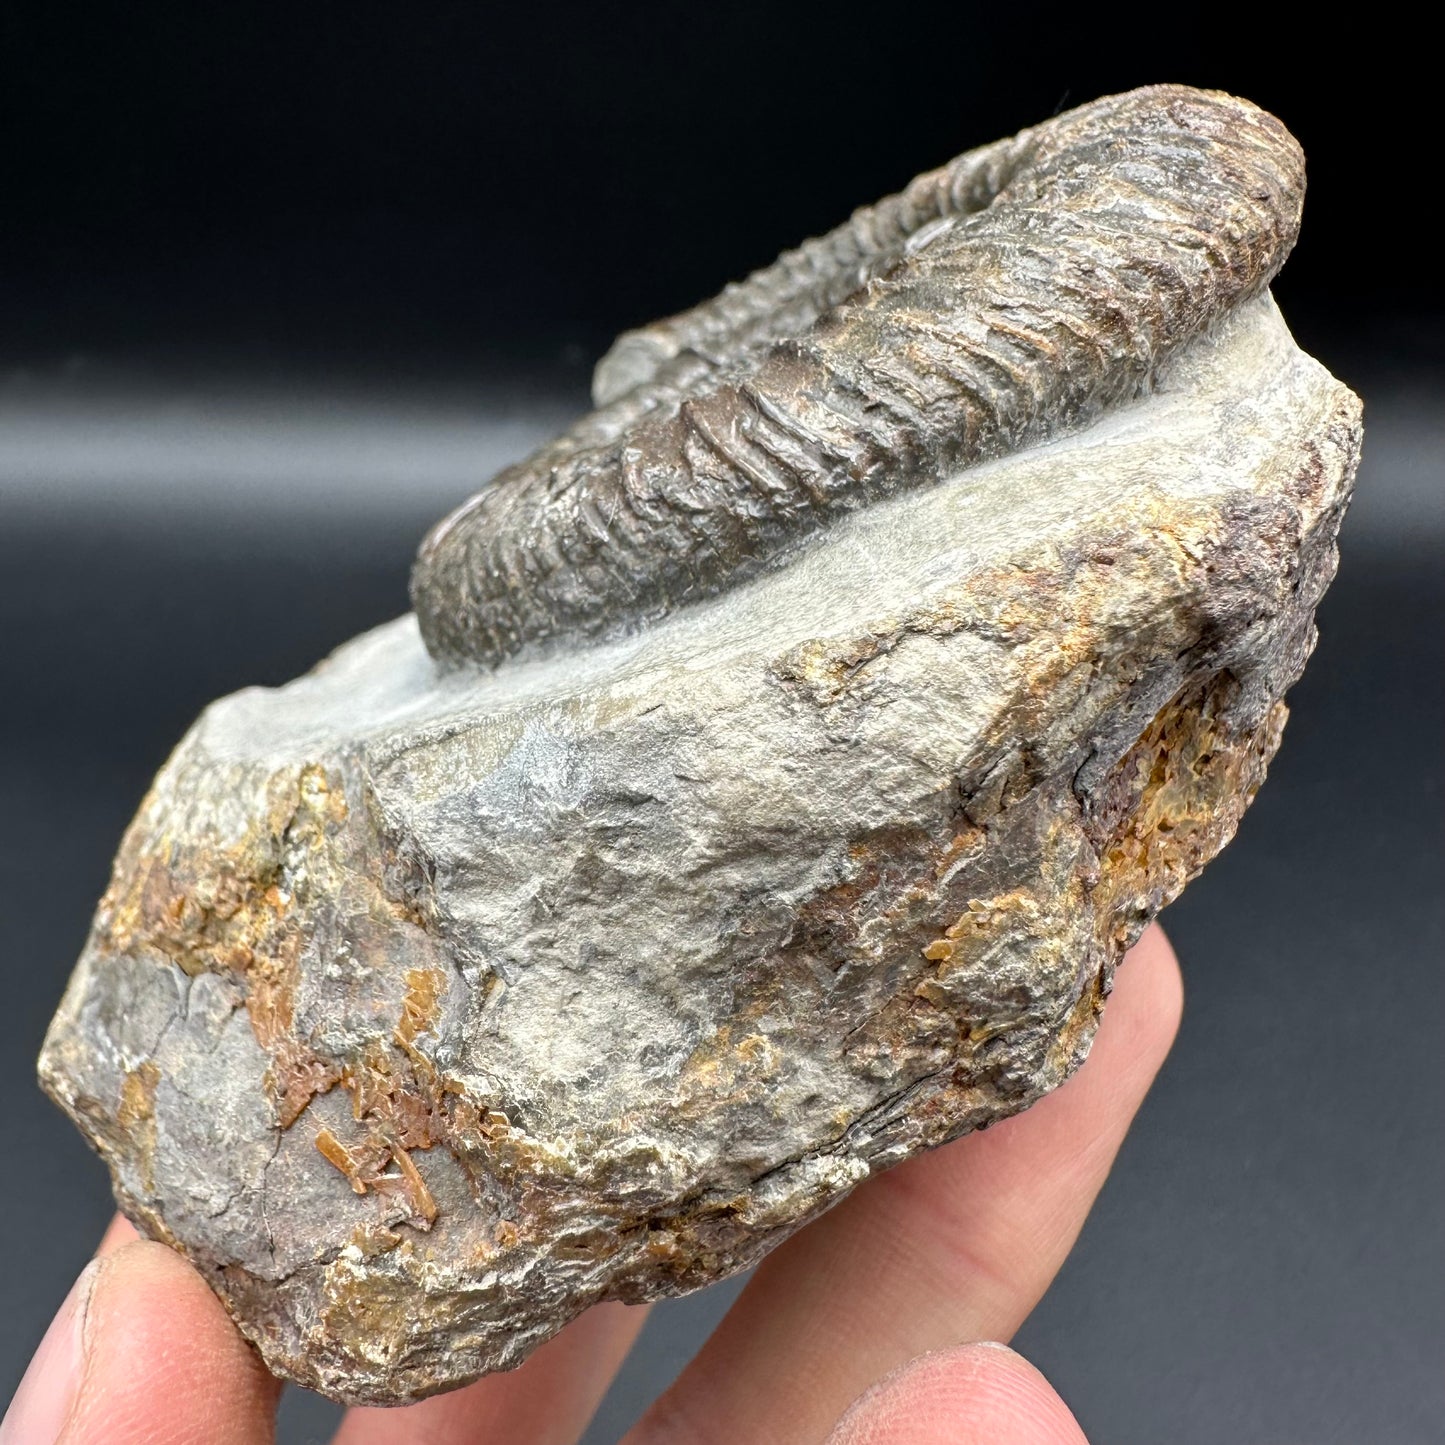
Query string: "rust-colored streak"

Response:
xmin=116 ymin=1060 xmax=160 ymax=1130
xmin=315 ymin=1127 xmax=367 ymax=1195
xmin=84 ymin=757 xmax=458 ymax=1155
xmin=396 ymin=967 xmax=445 ymax=1050
xmin=116 ymin=1061 xmax=161 ymax=1196
xmin=391 ymin=1148 xmax=438 ymax=1228
xmin=272 ymin=1041 xmax=343 ymax=1130
xmin=1089 ymin=672 xmax=1286 ymax=947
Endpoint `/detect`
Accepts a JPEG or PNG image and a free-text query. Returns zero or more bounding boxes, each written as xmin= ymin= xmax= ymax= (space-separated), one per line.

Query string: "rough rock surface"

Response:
xmin=40 ymin=90 xmax=1361 ymax=1408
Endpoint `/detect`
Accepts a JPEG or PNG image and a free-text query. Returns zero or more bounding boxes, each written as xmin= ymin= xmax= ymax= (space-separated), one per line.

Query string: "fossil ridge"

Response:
xmin=414 ymin=84 xmax=1305 ymax=669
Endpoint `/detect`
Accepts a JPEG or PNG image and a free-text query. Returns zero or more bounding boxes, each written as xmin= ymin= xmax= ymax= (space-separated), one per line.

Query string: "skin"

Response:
xmin=4 ymin=923 xmax=1181 ymax=1444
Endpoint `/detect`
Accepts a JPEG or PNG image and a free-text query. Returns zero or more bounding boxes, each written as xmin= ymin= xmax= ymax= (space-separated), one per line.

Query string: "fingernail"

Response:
xmin=0 ymin=1259 xmax=100 ymax=1444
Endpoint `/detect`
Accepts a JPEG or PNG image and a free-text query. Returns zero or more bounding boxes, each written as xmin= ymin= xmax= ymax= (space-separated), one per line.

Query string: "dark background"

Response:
xmin=2 ymin=6 xmax=1440 ymax=1442
xmin=3 ymin=4 xmax=1441 ymax=386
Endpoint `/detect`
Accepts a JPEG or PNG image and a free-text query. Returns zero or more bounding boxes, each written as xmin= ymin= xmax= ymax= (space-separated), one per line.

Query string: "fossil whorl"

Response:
xmin=413 ymin=84 xmax=1305 ymax=669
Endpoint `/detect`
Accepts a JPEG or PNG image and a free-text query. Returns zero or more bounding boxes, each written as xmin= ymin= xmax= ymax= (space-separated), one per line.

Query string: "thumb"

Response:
xmin=826 ymin=1342 xmax=1089 ymax=1445
xmin=2 ymin=1235 xmax=280 ymax=1445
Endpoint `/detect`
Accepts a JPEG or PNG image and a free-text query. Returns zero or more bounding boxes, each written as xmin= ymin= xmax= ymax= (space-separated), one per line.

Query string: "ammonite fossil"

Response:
xmin=414 ymin=85 xmax=1305 ymax=668
xmin=40 ymin=86 xmax=1360 ymax=1404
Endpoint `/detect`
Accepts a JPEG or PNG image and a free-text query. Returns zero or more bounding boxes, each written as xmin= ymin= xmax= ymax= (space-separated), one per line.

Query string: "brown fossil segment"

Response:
xmin=414 ymin=84 xmax=1305 ymax=669
xmin=40 ymin=86 xmax=1360 ymax=1406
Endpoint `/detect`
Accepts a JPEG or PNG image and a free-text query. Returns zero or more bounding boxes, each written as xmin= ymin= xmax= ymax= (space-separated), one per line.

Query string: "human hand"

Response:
xmin=3 ymin=924 xmax=1181 ymax=1445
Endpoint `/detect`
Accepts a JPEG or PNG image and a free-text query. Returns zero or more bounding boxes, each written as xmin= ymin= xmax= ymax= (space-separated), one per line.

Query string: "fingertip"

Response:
xmin=0 ymin=1260 xmax=98 ymax=1445
xmin=58 ymin=1240 xmax=279 ymax=1445
xmin=825 ymin=1343 xmax=1088 ymax=1445
xmin=1095 ymin=921 xmax=1184 ymax=1096
xmin=1123 ymin=921 xmax=1184 ymax=1049
xmin=96 ymin=1214 xmax=140 ymax=1256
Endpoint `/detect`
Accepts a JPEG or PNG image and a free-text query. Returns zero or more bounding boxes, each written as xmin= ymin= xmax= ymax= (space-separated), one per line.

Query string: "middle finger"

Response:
xmin=624 ymin=924 xmax=1182 ymax=1445
xmin=332 ymin=1300 xmax=647 ymax=1445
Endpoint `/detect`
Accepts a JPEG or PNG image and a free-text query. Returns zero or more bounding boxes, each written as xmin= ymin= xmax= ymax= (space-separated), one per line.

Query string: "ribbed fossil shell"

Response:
xmin=414 ymin=85 xmax=1305 ymax=668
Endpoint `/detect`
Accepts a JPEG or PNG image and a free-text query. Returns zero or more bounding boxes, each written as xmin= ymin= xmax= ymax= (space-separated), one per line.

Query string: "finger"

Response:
xmin=626 ymin=923 xmax=1182 ymax=1445
xmin=825 ymin=1343 xmax=1088 ymax=1445
xmin=2 ymin=1239 xmax=282 ymax=1445
xmin=332 ymin=1301 xmax=648 ymax=1445
xmin=96 ymin=1214 xmax=139 ymax=1256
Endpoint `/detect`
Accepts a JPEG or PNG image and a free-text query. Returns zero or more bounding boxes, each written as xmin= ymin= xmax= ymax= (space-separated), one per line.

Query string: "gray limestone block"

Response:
xmin=39 ymin=85 xmax=1361 ymax=1406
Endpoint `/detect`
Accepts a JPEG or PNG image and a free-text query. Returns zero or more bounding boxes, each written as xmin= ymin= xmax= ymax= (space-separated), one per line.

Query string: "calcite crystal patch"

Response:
xmin=41 ymin=86 xmax=1361 ymax=1404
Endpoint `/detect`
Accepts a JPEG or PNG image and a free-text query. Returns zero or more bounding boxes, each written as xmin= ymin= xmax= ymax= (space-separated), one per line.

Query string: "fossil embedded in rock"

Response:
xmin=40 ymin=85 xmax=1361 ymax=1405
xmin=413 ymin=84 xmax=1305 ymax=669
